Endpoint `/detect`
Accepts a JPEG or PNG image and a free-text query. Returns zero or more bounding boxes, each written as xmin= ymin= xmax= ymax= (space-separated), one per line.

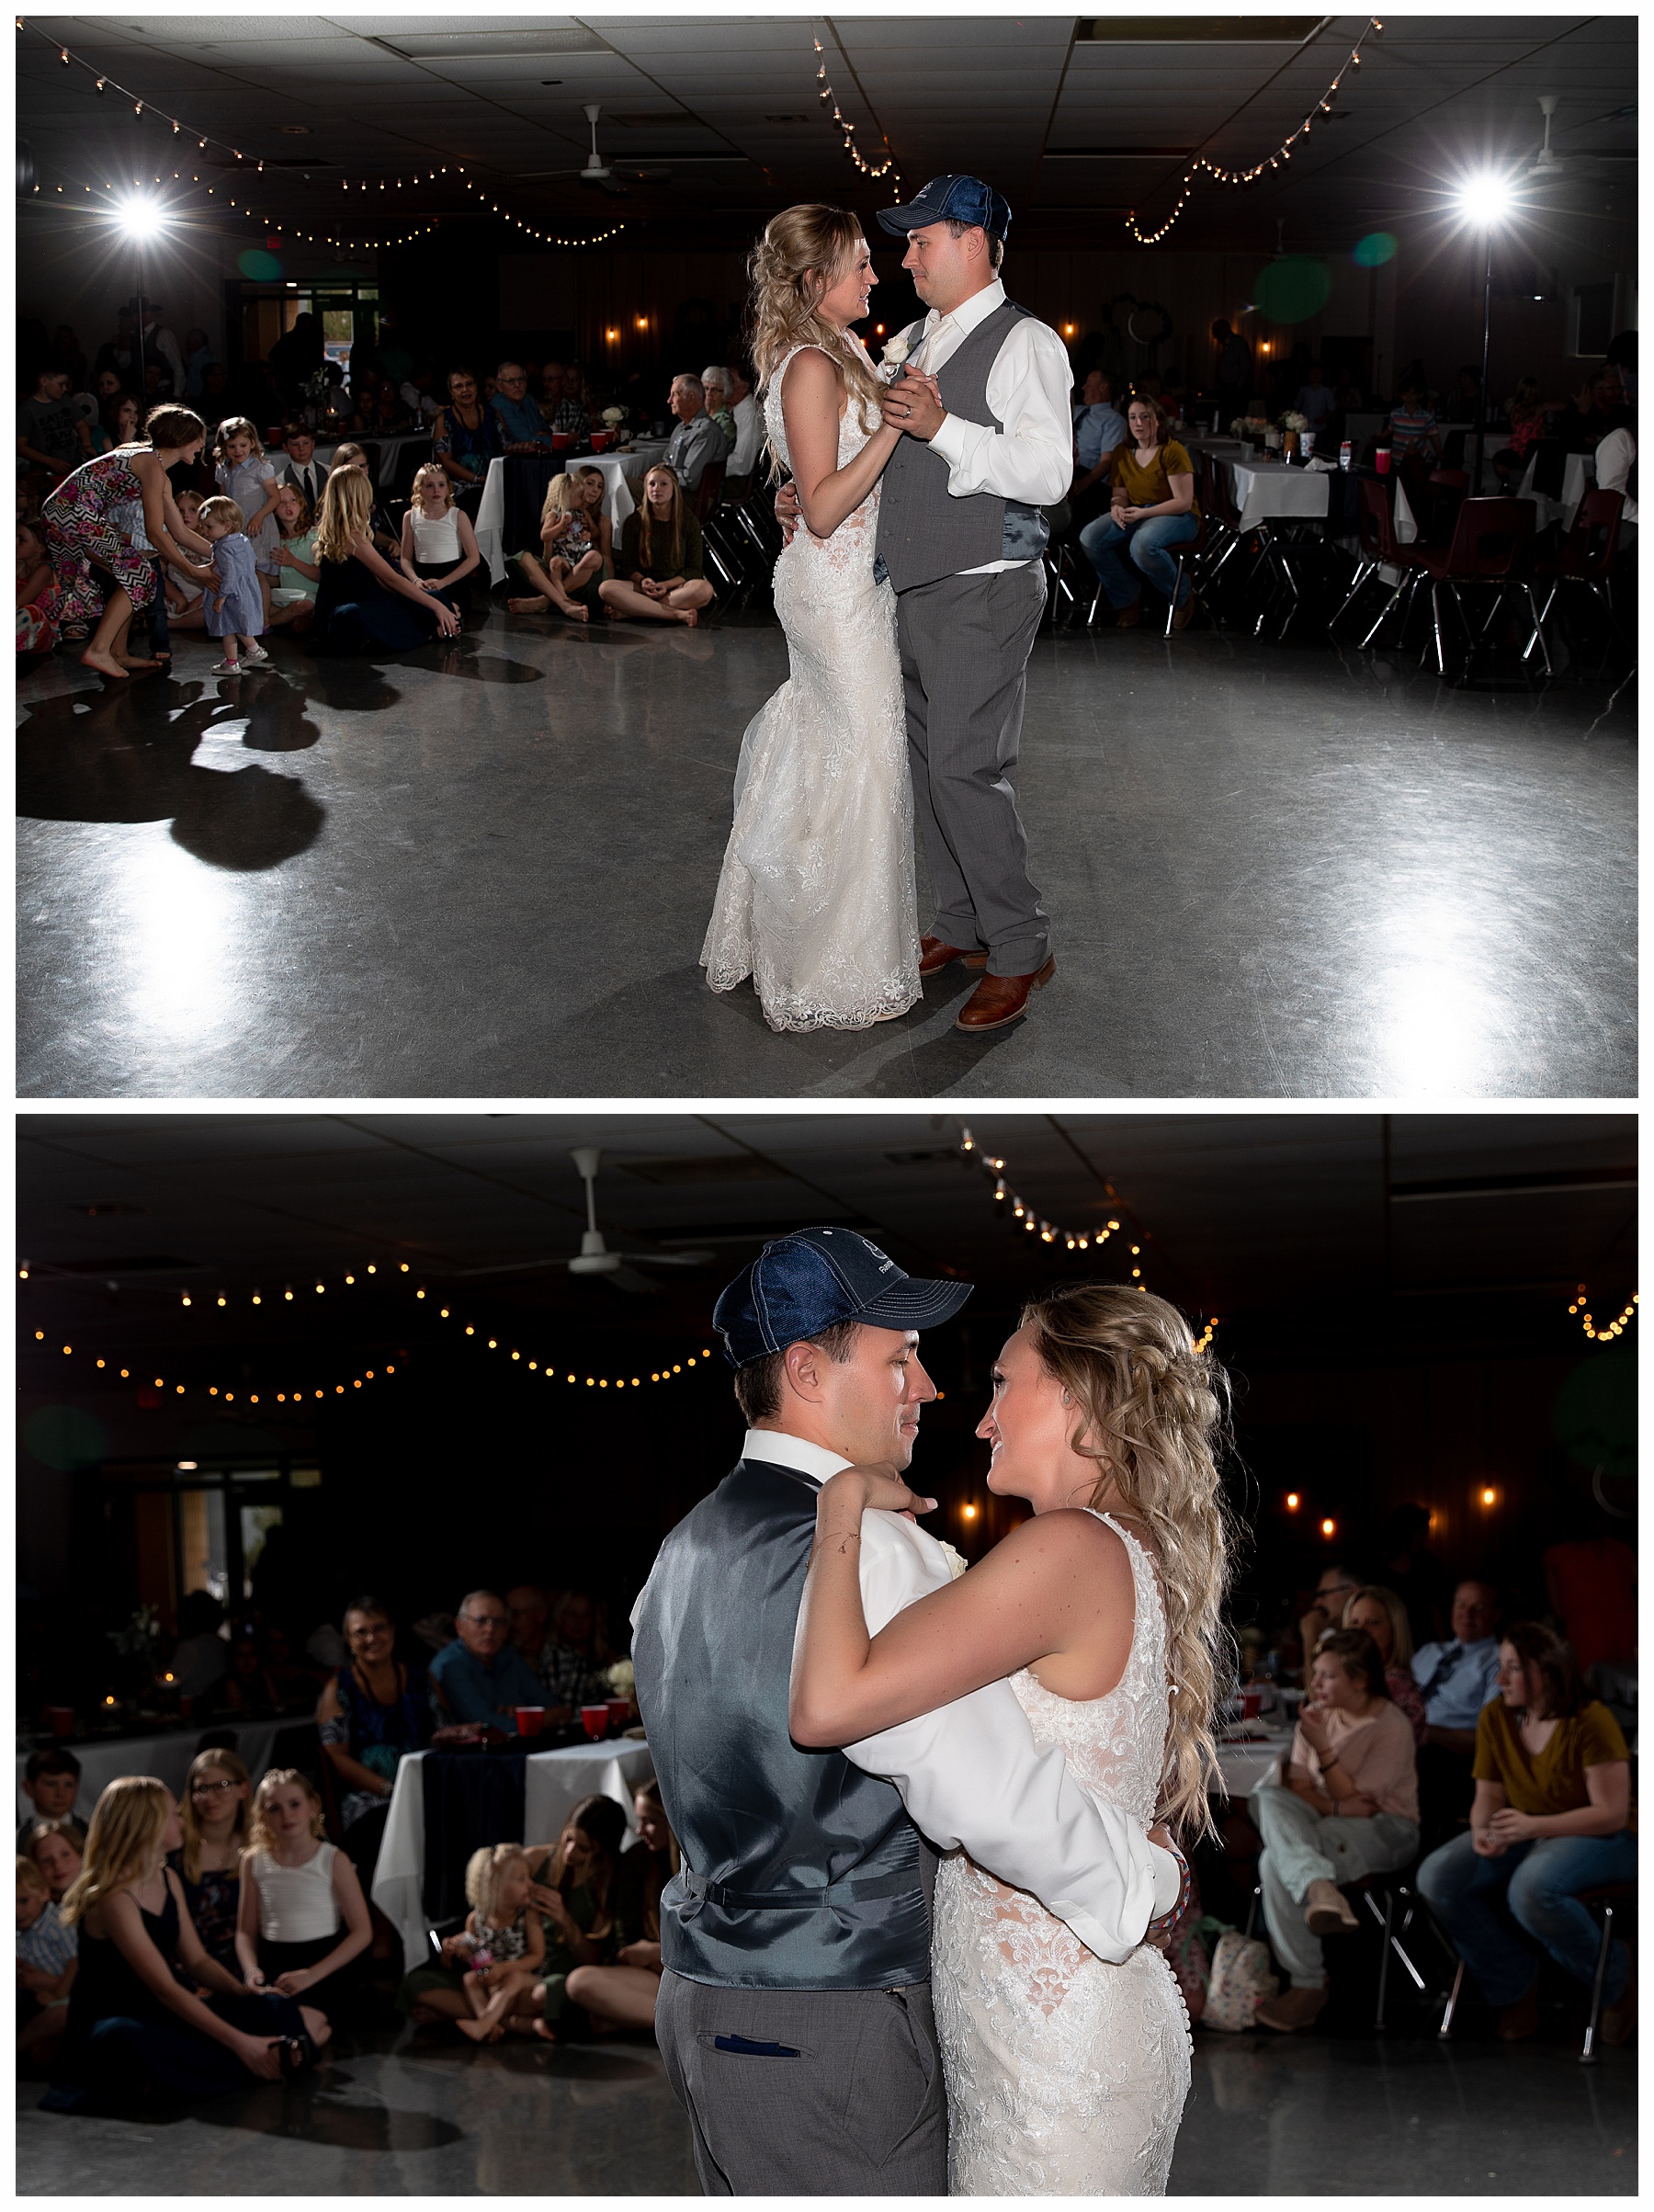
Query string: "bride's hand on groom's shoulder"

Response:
xmin=820 ymin=1464 xmax=937 ymax=1522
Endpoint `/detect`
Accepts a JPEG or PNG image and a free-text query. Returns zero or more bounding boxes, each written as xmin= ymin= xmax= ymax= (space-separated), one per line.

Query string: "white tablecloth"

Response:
xmin=370 ymin=1740 xmax=655 ymax=1972
xmin=1518 ymin=448 xmax=1595 ymax=532
xmin=473 ymin=454 xmax=638 ymax=587
xmin=1213 ymin=1733 xmax=1291 ymax=1799
xmin=314 ymin=431 xmax=431 ymax=490
xmin=1221 ymin=459 xmax=1330 ymax=529
xmin=17 ymin=1717 xmax=290 ymax=1829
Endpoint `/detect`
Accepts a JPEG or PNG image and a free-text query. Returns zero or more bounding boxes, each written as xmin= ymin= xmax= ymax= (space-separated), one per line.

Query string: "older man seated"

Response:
xmin=428 ymin=1590 xmax=549 ymax=1731
xmin=663 ymin=372 xmax=729 ymax=493
xmin=1070 ymin=369 xmax=1127 ymax=523
xmin=1411 ymin=1577 xmax=1502 ymax=1834
xmin=491 ymin=361 xmax=556 ymax=456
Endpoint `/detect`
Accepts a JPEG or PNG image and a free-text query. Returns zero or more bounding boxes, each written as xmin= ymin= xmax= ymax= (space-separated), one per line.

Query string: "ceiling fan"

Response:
xmin=449 ymin=1149 xmax=715 ymax=1296
xmin=516 ymin=105 xmax=632 ymax=192
xmin=1521 ymin=95 xmax=1637 ymax=184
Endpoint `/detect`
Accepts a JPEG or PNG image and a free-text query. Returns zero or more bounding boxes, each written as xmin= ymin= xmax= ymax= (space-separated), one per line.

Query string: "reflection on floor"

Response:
xmin=17 ymin=606 xmax=1636 ymax=1099
xmin=17 ymin=2022 xmax=1635 ymax=2195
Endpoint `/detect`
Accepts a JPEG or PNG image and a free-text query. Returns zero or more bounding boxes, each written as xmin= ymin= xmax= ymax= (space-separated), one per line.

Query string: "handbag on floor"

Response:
xmin=1201 ymin=1927 xmax=1279 ymax=2032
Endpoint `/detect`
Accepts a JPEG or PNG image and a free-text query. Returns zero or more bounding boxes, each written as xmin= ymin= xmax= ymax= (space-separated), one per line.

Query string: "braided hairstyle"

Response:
xmin=1018 ymin=1285 xmax=1236 ymax=1839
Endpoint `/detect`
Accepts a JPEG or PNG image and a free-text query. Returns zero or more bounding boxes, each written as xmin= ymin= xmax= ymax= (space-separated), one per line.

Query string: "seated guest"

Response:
xmin=220 ymin=1632 xmax=287 ymax=1714
xmin=17 ymin=1853 xmax=78 ymax=2071
xmin=165 ymin=1750 xmax=248 ymax=1979
xmin=1455 ymin=364 xmax=1483 ymax=417
xmin=1414 ymin=1581 xmax=1501 ymax=1752
xmin=316 ymin=1594 xmax=432 ymax=1886
xmin=25 ymin=1821 xmax=85 ymax=1906
xmin=1553 ymin=369 xmax=1630 ymax=452
xmin=278 ymin=423 xmax=327 ymax=514
xmin=18 ymin=1749 xmax=83 ymax=1850
xmin=550 ymin=362 xmax=592 ymax=444
xmin=428 ymin=1590 xmax=549 ymax=1732
xmin=538 ymin=1589 xmax=618 ymax=1715
xmin=266 ymin=483 xmax=321 ymax=632
xmin=450 ymin=1846 xmax=547 ymax=2044
xmin=507 ymin=472 xmax=606 ymax=622
xmin=1384 ymin=377 xmax=1444 ymax=466
xmin=538 ymin=358 xmax=567 ymax=420
xmin=520 ymin=1797 xmax=627 ymax=2038
xmin=565 ymin=1778 xmax=676 ymax=2032
xmin=598 ymin=465 xmax=713 ymax=628
xmin=1593 ymin=420 xmax=1637 ymax=546
xmin=1294 ymin=362 xmax=1337 ymax=433
xmin=432 ymin=366 xmax=503 ymax=513
xmin=42 ymin=1777 xmax=326 ymax=2113
xmin=169 ymin=1591 xmax=232 ymax=1704
xmin=1070 ymin=369 xmax=1127 ymax=521
xmin=262 ymin=1625 xmax=326 ymax=1708
xmin=492 ymin=361 xmax=556 ymax=456
xmin=91 ymin=391 xmax=142 ymax=458
xmin=1078 ymin=395 xmax=1200 ymax=630
xmin=663 ymin=373 xmax=729 ymax=493
xmin=305 ymin=467 xmax=459 ymax=655
xmin=507 ymin=1585 xmax=553 ymax=1676
xmin=17 ymin=517 xmax=62 ymax=656
xmin=17 ymin=366 xmax=93 ymax=481
xmin=1252 ymin=1629 xmax=1421 ymax=2034
xmin=236 ymin=1770 xmax=370 ymax=2025
xmin=1342 ymin=1585 xmax=1427 ymax=1745
xmin=724 ymin=361 xmax=761 ymax=493
xmin=1418 ymin=1623 xmax=1636 ymax=2045
xmin=326 ymin=443 xmax=398 ymax=555
xmin=1297 ymin=1560 xmax=1364 ymax=1668
xmin=700 ymin=366 xmax=737 ymax=444
xmin=1492 ymin=379 xmax=1547 ymax=486
xmin=400 ymin=463 xmax=481 ymax=600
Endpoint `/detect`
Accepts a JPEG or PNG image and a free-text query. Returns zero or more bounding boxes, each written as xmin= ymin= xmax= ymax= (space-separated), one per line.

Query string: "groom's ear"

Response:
xmin=781 ymin=1338 xmax=826 ymax=1403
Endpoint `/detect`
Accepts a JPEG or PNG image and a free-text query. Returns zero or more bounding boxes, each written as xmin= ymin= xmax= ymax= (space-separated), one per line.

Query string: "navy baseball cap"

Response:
xmin=713 ymin=1227 xmax=973 ymax=1369
xmin=878 ymin=174 xmax=1011 ymax=244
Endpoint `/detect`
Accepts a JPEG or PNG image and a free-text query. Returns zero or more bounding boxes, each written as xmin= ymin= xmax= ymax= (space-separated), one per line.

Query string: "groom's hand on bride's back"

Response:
xmin=775 ymin=479 xmax=800 ymax=545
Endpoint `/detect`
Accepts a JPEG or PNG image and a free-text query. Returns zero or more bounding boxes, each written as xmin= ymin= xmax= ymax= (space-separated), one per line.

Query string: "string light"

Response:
xmin=340 ymin=166 xmax=459 ymax=193
xmin=1567 ymin=1286 xmax=1637 ymax=1343
xmin=1127 ymin=18 xmax=1382 ymax=244
xmin=432 ymin=1300 xmax=716 ymax=1390
xmin=812 ymin=35 xmax=900 ymax=188
xmin=28 ymin=1327 xmax=392 ymax=1407
xmin=456 ymin=176 xmax=623 ymax=245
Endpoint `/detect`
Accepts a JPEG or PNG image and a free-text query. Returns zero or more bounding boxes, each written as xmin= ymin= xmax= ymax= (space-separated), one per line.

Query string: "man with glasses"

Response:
xmin=428 ymin=1589 xmax=548 ymax=1731
xmin=1297 ymin=1561 xmax=1363 ymax=1668
xmin=490 ymin=361 xmax=556 ymax=456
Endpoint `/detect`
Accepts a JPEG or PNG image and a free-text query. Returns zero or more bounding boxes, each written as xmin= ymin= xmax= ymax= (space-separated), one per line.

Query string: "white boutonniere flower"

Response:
xmin=878 ymin=330 xmax=912 ymax=382
xmin=937 ymin=1540 xmax=969 ymax=1582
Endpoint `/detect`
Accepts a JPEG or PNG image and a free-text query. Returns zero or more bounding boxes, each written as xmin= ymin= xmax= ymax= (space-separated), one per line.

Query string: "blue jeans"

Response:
xmin=1078 ymin=512 xmax=1199 ymax=608
xmin=1417 ymin=1827 xmax=1636 ymax=2006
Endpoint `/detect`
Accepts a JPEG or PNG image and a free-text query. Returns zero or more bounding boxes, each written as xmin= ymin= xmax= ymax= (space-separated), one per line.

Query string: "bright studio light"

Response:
xmin=112 ymin=192 xmax=169 ymax=239
xmin=1454 ymin=172 xmax=1517 ymax=227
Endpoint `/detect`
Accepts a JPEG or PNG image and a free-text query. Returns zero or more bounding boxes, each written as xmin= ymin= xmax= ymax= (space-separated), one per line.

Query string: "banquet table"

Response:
xmin=371 ymin=1739 xmax=654 ymax=1974
xmin=1517 ymin=447 xmax=1596 ymax=532
xmin=473 ymin=453 xmax=638 ymax=586
xmin=314 ymin=431 xmax=432 ymax=491
xmin=17 ymin=1716 xmax=290 ymax=1829
xmin=1212 ymin=1730 xmax=1291 ymax=1800
xmin=1221 ymin=457 xmax=1331 ymax=530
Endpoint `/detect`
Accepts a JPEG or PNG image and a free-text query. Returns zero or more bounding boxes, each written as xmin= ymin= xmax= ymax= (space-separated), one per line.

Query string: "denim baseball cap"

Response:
xmin=713 ymin=1227 xmax=973 ymax=1368
xmin=877 ymin=174 xmax=1011 ymax=244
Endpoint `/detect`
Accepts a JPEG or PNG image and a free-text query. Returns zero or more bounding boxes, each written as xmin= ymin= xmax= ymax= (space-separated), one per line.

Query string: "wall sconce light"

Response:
xmin=1320 ymin=1516 xmax=1336 ymax=1538
xmin=1286 ymin=1492 xmax=1300 ymax=1511
xmin=1479 ymin=1486 xmax=1498 ymax=1509
xmin=961 ymin=1503 xmax=978 ymax=1520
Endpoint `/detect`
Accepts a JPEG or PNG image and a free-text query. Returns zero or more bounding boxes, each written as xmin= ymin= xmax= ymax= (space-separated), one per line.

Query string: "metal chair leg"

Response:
xmin=1580 ymin=1902 xmax=1614 ymax=2064
xmin=1439 ymin=1957 xmax=1466 ymax=2038
xmin=1524 ymin=584 xmax=1553 ymax=675
xmin=1244 ymin=1882 xmax=1261 ymax=1940
xmin=1431 ymin=581 xmax=1448 ymax=675
xmin=1331 ymin=559 xmax=1376 ymax=628
xmin=1375 ymin=1888 xmax=1395 ymax=2032
xmin=1086 ymin=581 xmax=1106 ymax=629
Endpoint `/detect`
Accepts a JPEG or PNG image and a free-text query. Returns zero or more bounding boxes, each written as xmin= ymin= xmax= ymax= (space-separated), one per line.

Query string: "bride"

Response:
xmin=789 ymin=1285 xmax=1231 ymax=2195
xmin=701 ymin=205 xmax=923 ymax=1032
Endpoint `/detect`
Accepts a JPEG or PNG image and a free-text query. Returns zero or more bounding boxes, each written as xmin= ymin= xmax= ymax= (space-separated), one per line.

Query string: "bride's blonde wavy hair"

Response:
xmin=747 ymin=204 xmax=887 ymax=472
xmin=1019 ymin=1285 xmax=1236 ymax=1842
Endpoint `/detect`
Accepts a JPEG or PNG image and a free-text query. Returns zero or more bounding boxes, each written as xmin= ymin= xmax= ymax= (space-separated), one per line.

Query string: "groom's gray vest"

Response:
xmin=876 ymin=297 xmax=1051 ymax=593
xmin=631 ymin=1457 xmax=932 ymax=1991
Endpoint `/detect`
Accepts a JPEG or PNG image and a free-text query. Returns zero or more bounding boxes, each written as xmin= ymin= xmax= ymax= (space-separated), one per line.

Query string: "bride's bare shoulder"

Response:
xmin=778 ymin=346 xmax=845 ymax=405
xmin=987 ymin=1507 xmax=1135 ymax=1584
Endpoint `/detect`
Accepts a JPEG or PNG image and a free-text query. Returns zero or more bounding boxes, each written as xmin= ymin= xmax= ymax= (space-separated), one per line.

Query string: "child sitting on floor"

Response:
xmin=452 ymin=1844 xmax=546 ymax=2043
xmin=24 ymin=1821 xmax=85 ymax=1908
xmin=17 ymin=1854 xmax=77 ymax=2070
xmin=236 ymin=1769 xmax=371 ymax=2024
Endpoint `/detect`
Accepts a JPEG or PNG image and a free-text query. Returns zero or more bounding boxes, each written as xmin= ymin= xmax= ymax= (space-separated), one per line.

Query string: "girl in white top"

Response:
xmin=399 ymin=463 xmax=480 ymax=599
xmin=236 ymin=1769 xmax=370 ymax=2016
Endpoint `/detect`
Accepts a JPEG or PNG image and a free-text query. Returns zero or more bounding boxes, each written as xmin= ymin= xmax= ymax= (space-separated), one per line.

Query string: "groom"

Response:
xmin=632 ymin=1228 xmax=1180 ymax=2195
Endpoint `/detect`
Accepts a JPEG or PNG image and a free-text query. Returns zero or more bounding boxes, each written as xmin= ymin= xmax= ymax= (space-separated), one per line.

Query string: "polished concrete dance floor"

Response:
xmin=17 ymin=608 xmax=1635 ymax=1099
xmin=17 ymin=2025 xmax=1637 ymax=2195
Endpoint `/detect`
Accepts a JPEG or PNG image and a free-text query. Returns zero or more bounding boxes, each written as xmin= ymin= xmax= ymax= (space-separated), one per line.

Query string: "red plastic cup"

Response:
xmin=1374 ymin=447 xmax=1391 ymax=476
xmin=45 ymin=1707 xmax=75 ymax=1738
xmin=515 ymin=1706 xmax=546 ymax=1739
xmin=551 ymin=431 xmax=572 ymax=452
xmin=580 ymin=1705 xmax=608 ymax=1741
xmin=606 ymin=1697 xmax=630 ymax=1730
xmin=589 ymin=429 xmax=611 ymax=452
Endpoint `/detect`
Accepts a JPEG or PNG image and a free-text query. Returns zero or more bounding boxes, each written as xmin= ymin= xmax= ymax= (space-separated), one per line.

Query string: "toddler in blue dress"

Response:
xmin=198 ymin=497 xmax=267 ymax=675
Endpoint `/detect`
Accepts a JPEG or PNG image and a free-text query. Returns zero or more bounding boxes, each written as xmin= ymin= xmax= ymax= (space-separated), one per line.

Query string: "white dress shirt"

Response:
xmin=742 ymin=1427 xmax=1179 ymax=1957
xmin=904 ymin=277 xmax=1074 ymax=573
xmin=1595 ymin=426 xmax=1637 ymax=532
xmin=729 ymin=392 xmax=762 ymax=478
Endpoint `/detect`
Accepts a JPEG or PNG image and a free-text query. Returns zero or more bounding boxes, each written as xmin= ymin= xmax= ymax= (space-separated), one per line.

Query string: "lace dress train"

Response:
xmin=700 ymin=345 xmax=921 ymax=1031
xmin=932 ymin=1513 xmax=1193 ymax=2195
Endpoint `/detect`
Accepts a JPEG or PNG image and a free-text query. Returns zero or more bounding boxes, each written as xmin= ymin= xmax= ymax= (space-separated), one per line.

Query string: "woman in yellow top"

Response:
xmin=1417 ymin=1622 xmax=1635 ymax=2044
xmin=1077 ymin=395 xmax=1201 ymax=630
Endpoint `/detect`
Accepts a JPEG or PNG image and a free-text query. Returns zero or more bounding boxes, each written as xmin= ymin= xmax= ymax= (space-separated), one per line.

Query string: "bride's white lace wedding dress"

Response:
xmin=700 ymin=343 xmax=921 ymax=1031
xmin=932 ymin=1511 xmax=1193 ymax=2196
